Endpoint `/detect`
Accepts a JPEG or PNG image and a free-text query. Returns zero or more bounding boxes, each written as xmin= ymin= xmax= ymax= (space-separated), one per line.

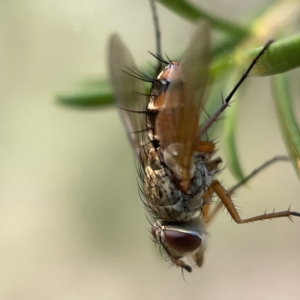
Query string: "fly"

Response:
xmin=107 ymin=1 xmax=300 ymax=272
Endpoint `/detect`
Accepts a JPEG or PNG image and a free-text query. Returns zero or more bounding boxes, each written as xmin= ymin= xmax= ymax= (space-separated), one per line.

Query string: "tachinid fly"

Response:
xmin=107 ymin=13 xmax=300 ymax=272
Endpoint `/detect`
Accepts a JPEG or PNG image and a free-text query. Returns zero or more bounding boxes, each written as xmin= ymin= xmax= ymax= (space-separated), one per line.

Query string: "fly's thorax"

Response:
xmin=191 ymin=155 xmax=213 ymax=194
xmin=143 ymin=152 xmax=212 ymax=222
xmin=151 ymin=218 xmax=207 ymax=265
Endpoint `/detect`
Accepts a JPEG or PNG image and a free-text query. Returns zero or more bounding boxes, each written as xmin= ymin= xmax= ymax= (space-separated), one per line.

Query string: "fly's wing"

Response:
xmin=155 ymin=21 xmax=211 ymax=154
xmin=178 ymin=20 xmax=211 ymax=118
xmin=108 ymin=34 xmax=150 ymax=163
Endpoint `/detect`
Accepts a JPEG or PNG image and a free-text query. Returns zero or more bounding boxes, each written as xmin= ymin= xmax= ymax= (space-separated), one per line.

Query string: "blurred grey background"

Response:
xmin=1 ymin=0 xmax=300 ymax=299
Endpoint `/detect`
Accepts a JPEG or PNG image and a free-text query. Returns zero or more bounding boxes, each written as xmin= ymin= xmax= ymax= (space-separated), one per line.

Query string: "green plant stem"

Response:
xmin=156 ymin=0 xmax=248 ymax=38
xmin=247 ymin=32 xmax=300 ymax=76
xmin=272 ymin=73 xmax=300 ymax=178
xmin=56 ymin=31 xmax=300 ymax=108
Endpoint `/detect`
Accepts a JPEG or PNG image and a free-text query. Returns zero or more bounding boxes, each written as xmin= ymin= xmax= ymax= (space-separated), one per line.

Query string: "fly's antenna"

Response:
xmin=198 ymin=40 xmax=273 ymax=137
xmin=149 ymin=0 xmax=163 ymax=73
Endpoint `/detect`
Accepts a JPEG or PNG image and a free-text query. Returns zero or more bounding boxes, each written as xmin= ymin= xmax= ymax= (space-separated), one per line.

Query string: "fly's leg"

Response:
xmin=161 ymin=241 xmax=192 ymax=272
xmin=207 ymin=179 xmax=300 ymax=224
xmin=193 ymin=140 xmax=215 ymax=153
xmin=192 ymin=139 xmax=217 ymax=222
xmin=171 ymin=257 xmax=192 ymax=273
xmin=191 ymin=243 xmax=206 ymax=268
xmin=203 ymin=156 xmax=288 ymax=223
xmin=191 ymin=156 xmax=222 ymax=268
xmin=203 ymin=156 xmax=300 ymax=224
xmin=198 ymin=40 xmax=273 ymax=137
xmin=203 ymin=184 xmax=239 ymax=224
xmin=200 ymin=157 xmax=223 ymax=223
xmin=204 ymin=157 xmax=222 ymax=173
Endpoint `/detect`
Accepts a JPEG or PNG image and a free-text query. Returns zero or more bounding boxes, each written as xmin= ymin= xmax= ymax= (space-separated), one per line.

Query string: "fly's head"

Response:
xmin=151 ymin=219 xmax=207 ymax=272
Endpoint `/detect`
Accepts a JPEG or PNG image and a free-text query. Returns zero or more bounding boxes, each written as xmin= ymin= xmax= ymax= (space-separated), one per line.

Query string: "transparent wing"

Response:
xmin=179 ymin=20 xmax=211 ymax=110
xmin=156 ymin=20 xmax=211 ymax=151
xmin=108 ymin=34 xmax=150 ymax=160
xmin=155 ymin=21 xmax=211 ymax=189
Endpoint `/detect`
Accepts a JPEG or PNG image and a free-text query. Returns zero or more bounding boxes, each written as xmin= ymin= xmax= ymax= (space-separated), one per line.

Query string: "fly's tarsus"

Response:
xmin=230 ymin=155 xmax=289 ymax=193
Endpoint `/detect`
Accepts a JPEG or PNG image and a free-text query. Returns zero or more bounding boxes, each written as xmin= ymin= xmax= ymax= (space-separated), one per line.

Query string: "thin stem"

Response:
xmin=156 ymin=0 xmax=248 ymax=38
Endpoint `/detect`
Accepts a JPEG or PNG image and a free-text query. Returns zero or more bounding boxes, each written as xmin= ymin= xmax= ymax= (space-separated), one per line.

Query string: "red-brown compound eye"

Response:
xmin=164 ymin=230 xmax=201 ymax=253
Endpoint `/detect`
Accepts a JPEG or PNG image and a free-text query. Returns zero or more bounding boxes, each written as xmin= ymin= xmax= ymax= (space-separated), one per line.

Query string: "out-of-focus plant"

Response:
xmin=56 ymin=0 xmax=300 ymax=180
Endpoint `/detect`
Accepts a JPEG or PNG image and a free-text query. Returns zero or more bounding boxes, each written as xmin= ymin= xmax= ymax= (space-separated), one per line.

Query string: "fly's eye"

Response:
xmin=164 ymin=230 xmax=201 ymax=253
